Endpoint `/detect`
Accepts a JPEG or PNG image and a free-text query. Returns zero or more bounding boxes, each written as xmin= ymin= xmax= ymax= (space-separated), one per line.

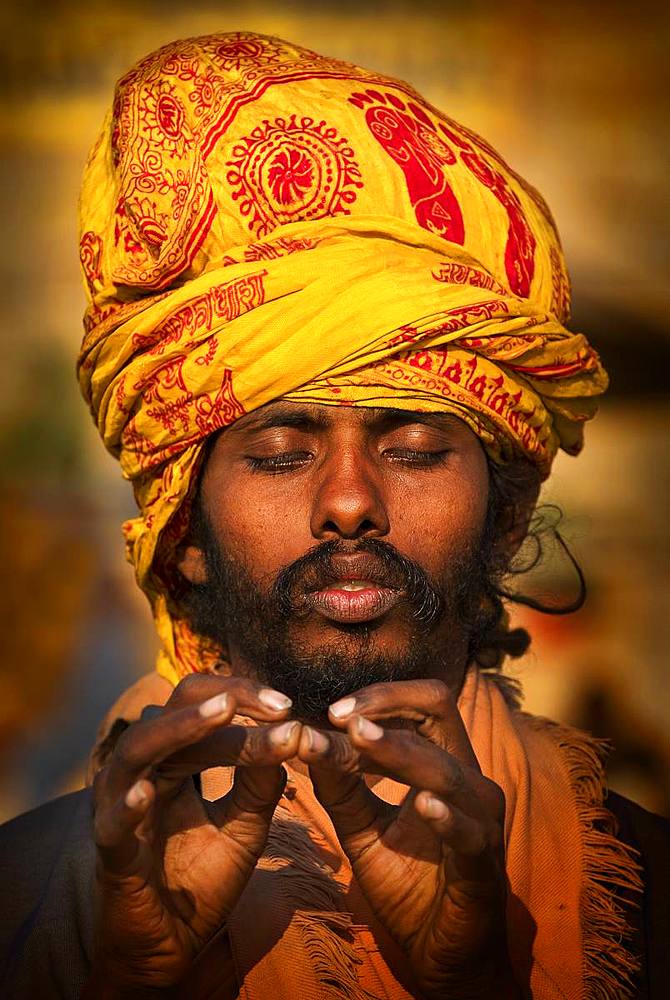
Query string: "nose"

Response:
xmin=310 ymin=446 xmax=390 ymax=541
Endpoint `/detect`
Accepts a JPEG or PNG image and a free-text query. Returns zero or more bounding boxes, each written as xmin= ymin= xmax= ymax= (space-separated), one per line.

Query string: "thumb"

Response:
xmin=212 ymin=765 xmax=287 ymax=854
xmin=308 ymin=765 xmax=383 ymax=847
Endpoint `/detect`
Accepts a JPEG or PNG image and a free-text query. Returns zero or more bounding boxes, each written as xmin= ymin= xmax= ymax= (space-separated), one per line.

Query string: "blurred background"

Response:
xmin=1 ymin=0 xmax=668 ymax=821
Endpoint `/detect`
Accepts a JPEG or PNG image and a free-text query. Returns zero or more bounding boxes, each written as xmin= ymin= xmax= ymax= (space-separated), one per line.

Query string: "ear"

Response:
xmin=175 ymin=543 xmax=208 ymax=585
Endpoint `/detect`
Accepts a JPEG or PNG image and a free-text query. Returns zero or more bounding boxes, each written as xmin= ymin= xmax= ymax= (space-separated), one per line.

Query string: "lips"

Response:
xmin=307 ymin=580 xmax=403 ymax=623
xmin=301 ymin=553 xmax=406 ymax=623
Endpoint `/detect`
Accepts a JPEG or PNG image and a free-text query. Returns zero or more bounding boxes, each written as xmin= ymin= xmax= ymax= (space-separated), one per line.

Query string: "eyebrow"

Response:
xmin=234 ymin=403 xmax=463 ymax=435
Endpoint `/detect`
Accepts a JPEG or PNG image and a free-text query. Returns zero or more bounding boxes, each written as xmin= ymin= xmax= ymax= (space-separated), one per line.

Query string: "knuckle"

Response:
xmin=174 ymin=673 xmax=204 ymax=699
xmin=350 ymin=680 xmax=389 ymax=707
xmin=238 ymin=728 xmax=267 ymax=764
xmin=332 ymin=738 xmax=360 ymax=773
xmin=139 ymin=703 xmax=163 ymax=723
xmin=444 ymin=760 xmax=467 ymax=796
xmin=113 ymin=728 xmax=143 ymax=771
xmin=426 ymin=678 xmax=455 ymax=712
xmin=227 ymin=675 xmax=257 ymax=700
xmin=170 ymin=673 xmax=234 ymax=712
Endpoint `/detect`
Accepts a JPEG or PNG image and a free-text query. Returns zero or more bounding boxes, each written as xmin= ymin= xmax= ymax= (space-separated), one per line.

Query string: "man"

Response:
xmin=1 ymin=30 xmax=668 ymax=1000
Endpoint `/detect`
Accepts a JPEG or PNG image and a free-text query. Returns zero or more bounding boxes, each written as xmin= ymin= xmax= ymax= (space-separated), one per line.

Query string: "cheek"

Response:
xmin=387 ymin=468 xmax=489 ymax=575
xmin=205 ymin=474 xmax=314 ymax=575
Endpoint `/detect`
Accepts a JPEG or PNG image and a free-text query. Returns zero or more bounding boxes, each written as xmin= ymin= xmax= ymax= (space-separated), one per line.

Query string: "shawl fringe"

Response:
xmin=523 ymin=712 xmax=644 ymax=1000
xmin=294 ymin=912 xmax=377 ymax=1000
xmin=260 ymin=811 xmax=377 ymax=999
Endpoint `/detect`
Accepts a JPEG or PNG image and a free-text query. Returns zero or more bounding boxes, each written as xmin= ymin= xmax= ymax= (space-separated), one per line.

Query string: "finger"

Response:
xmin=296 ymin=726 xmax=361 ymax=772
xmin=297 ymin=725 xmax=396 ymax=789
xmin=308 ymin=761 xmax=383 ymax=845
xmin=113 ymin=676 xmax=295 ymax=799
xmin=139 ymin=703 xmax=163 ymax=722
xmin=177 ymin=766 xmax=289 ymax=913
xmin=295 ymin=727 xmax=389 ymax=844
xmin=102 ymin=690 xmax=238 ymax=802
xmin=345 ymin=714 xmax=496 ymax=817
xmin=299 ymin=721 xmax=475 ymax=814
xmin=414 ymin=791 xmax=503 ymax=882
xmin=328 ymin=678 xmax=479 ymax=768
xmin=93 ymin=776 xmax=156 ymax=875
xmin=164 ymin=674 xmax=293 ymax=723
xmin=213 ymin=765 xmax=286 ymax=840
xmin=414 ymin=791 xmax=489 ymax=856
xmin=152 ymin=719 xmax=304 ymax=783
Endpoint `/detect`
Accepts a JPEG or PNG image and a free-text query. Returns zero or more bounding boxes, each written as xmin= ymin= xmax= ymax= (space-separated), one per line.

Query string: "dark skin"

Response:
xmin=86 ymin=403 xmax=526 ymax=998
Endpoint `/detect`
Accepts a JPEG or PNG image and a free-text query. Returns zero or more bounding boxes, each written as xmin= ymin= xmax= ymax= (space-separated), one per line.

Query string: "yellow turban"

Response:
xmin=77 ymin=32 xmax=608 ymax=684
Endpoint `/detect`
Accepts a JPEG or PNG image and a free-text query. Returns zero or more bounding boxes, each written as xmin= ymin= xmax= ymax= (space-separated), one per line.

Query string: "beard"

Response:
xmin=184 ymin=513 xmax=495 ymax=722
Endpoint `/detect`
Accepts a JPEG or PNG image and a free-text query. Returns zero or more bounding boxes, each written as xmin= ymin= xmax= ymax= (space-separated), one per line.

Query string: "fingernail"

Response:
xmin=355 ymin=716 xmax=384 ymax=740
xmin=125 ymin=781 xmax=148 ymax=809
xmin=199 ymin=692 xmax=230 ymax=719
xmin=305 ymin=727 xmax=329 ymax=753
xmin=425 ymin=796 xmax=449 ymax=819
xmin=270 ymin=721 xmax=299 ymax=746
xmin=259 ymin=688 xmax=293 ymax=712
xmin=329 ymin=696 xmax=356 ymax=719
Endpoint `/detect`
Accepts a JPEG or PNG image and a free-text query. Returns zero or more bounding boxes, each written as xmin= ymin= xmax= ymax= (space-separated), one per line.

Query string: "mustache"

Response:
xmin=271 ymin=538 xmax=443 ymax=628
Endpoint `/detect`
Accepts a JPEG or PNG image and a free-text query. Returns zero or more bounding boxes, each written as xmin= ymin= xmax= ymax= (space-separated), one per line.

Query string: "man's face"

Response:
xmin=179 ymin=402 xmax=491 ymax=719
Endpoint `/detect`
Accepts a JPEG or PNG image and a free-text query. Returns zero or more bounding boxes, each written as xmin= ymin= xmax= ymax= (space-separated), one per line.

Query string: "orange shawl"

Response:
xmin=96 ymin=667 xmax=643 ymax=999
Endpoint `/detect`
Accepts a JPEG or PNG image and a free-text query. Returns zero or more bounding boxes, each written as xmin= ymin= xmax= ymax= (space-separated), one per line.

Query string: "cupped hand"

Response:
xmin=86 ymin=674 xmax=302 ymax=994
xmin=297 ymin=679 xmax=520 ymax=1000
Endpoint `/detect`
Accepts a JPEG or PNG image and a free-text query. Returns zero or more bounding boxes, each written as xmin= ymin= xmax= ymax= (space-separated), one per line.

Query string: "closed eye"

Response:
xmin=245 ymin=448 xmax=451 ymax=473
xmin=245 ymin=451 xmax=313 ymax=473
xmin=383 ymin=448 xmax=451 ymax=467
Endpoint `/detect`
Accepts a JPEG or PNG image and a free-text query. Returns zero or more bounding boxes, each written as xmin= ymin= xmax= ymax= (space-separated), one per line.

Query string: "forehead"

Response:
xmin=228 ymin=400 xmax=474 ymax=436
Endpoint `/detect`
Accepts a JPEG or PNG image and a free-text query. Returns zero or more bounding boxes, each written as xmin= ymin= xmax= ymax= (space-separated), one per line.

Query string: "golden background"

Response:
xmin=1 ymin=0 xmax=669 ymax=819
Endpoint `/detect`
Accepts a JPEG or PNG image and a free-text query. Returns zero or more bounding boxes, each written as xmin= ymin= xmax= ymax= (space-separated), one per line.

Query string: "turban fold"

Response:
xmin=77 ymin=32 xmax=608 ymax=684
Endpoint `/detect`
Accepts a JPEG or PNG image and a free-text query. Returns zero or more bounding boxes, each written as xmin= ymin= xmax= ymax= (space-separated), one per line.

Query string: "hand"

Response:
xmin=297 ymin=679 xmax=519 ymax=999
xmin=86 ymin=674 xmax=302 ymax=995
